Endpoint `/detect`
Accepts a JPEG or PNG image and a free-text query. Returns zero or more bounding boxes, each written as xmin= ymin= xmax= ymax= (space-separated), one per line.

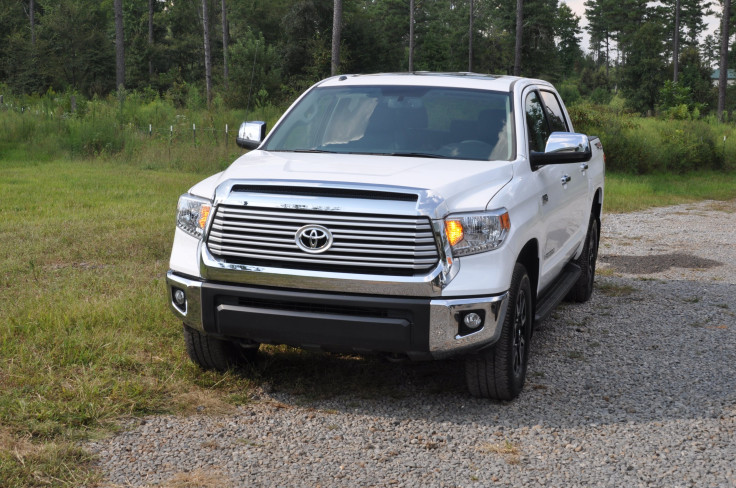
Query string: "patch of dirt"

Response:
xmin=600 ymin=253 xmax=723 ymax=275
xmin=601 ymin=199 xmax=736 ymax=283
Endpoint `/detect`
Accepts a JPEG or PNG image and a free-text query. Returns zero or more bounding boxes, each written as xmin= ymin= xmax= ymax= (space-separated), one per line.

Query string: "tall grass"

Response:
xmin=5 ymin=88 xmax=736 ymax=175
xmin=0 ymin=88 xmax=284 ymax=173
xmin=569 ymin=103 xmax=736 ymax=174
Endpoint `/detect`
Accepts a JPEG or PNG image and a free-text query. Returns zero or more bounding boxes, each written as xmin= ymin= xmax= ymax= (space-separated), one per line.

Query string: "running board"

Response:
xmin=534 ymin=262 xmax=582 ymax=325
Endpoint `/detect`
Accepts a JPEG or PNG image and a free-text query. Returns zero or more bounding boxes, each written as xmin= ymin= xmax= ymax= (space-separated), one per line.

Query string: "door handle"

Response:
xmin=580 ymin=163 xmax=589 ymax=171
xmin=561 ymin=175 xmax=571 ymax=184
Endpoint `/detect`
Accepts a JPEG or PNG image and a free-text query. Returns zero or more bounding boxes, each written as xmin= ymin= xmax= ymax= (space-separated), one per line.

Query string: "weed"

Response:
xmin=597 ymin=266 xmax=616 ymax=277
xmin=162 ymin=467 xmax=226 ymax=488
xmin=478 ymin=439 xmax=522 ymax=465
xmin=683 ymin=297 xmax=701 ymax=303
xmin=567 ymin=351 xmax=585 ymax=361
xmin=597 ymin=282 xmax=637 ymax=297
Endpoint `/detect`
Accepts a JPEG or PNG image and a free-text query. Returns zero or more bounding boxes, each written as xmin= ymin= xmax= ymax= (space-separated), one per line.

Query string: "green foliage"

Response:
xmin=659 ymin=81 xmax=693 ymax=109
xmin=227 ymin=30 xmax=283 ymax=108
xmin=657 ymin=80 xmax=706 ymax=119
xmin=578 ymin=66 xmax=610 ymax=97
xmin=65 ymin=116 xmax=128 ymax=157
xmin=557 ymin=81 xmax=582 ymax=105
xmin=0 ymin=0 xmax=594 ymax=105
xmin=677 ymin=46 xmax=714 ymax=111
xmin=570 ymin=103 xmax=728 ymax=173
xmin=0 ymin=88 xmax=285 ymax=171
xmin=556 ymin=4 xmax=584 ymax=74
xmin=590 ymin=87 xmax=613 ymax=105
xmin=621 ymin=22 xmax=668 ymax=114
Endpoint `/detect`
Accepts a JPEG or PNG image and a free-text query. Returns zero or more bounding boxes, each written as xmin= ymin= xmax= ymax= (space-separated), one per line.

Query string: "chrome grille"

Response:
xmin=206 ymin=205 xmax=440 ymax=275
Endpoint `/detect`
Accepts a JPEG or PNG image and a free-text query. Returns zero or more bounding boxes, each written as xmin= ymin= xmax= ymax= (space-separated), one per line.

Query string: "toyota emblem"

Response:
xmin=295 ymin=225 xmax=333 ymax=253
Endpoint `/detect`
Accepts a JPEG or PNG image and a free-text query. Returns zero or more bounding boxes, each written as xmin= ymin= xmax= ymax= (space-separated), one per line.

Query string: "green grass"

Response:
xmin=0 ymin=159 xmax=257 ymax=487
xmin=604 ymin=171 xmax=736 ymax=213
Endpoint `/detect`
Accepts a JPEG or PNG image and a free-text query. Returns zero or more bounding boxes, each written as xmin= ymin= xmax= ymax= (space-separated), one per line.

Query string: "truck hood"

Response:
xmin=191 ymin=150 xmax=514 ymax=214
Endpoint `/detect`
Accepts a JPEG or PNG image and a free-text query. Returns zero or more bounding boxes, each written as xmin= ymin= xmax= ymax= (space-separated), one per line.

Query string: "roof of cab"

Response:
xmin=316 ymin=72 xmax=546 ymax=92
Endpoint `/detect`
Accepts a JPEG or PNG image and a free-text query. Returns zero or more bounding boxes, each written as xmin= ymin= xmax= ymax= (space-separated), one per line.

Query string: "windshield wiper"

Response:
xmin=270 ymin=149 xmax=338 ymax=154
xmin=270 ymin=149 xmax=443 ymax=158
xmin=384 ymin=152 xmax=443 ymax=159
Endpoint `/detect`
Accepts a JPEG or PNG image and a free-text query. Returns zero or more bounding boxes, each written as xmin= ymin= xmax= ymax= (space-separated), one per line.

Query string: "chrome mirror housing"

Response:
xmin=236 ymin=121 xmax=267 ymax=149
xmin=545 ymin=132 xmax=591 ymax=155
xmin=530 ymin=132 xmax=592 ymax=165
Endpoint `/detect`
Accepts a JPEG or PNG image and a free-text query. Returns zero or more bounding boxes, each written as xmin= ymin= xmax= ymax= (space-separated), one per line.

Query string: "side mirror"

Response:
xmin=236 ymin=121 xmax=267 ymax=149
xmin=530 ymin=132 xmax=592 ymax=165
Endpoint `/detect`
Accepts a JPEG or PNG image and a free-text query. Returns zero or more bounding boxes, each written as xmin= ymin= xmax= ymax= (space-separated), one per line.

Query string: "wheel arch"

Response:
xmin=516 ymin=239 xmax=539 ymax=320
xmin=592 ymin=187 xmax=603 ymax=222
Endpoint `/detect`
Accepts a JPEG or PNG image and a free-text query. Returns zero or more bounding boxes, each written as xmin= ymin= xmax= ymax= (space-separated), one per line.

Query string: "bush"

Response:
xmin=557 ymin=82 xmax=582 ymax=106
xmin=569 ymin=103 xmax=724 ymax=173
xmin=65 ymin=117 xmax=127 ymax=157
xmin=590 ymin=87 xmax=613 ymax=105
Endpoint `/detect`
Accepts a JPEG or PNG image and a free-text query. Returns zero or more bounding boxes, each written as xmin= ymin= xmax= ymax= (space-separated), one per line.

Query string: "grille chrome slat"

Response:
xmin=220 ymin=213 xmax=430 ymax=231
xmin=210 ymin=244 xmax=437 ymax=264
xmin=210 ymin=239 xmax=435 ymax=263
xmin=213 ymin=220 xmax=433 ymax=240
xmin=211 ymin=232 xmax=436 ymax=253
xmin=207 ymin=205 xmax=441 ymax=275
xmin=220 ymin=207 xmax=424 ymax=224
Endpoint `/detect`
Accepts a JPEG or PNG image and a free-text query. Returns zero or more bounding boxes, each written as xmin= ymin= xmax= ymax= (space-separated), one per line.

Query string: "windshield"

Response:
xmin=263 ymin=85 xmax=514 ymax=161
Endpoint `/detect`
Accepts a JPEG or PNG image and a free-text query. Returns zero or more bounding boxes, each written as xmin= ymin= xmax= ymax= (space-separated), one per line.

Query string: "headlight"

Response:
xmin=444 ymin=209 xmax=510 ymax=256
xmin=176 ymin=194 xmax=212 ymax=239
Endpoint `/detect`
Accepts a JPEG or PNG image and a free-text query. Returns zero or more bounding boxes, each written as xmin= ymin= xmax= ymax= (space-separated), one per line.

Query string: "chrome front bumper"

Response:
xmin=166 ymin=271 xmax=508 ymax=359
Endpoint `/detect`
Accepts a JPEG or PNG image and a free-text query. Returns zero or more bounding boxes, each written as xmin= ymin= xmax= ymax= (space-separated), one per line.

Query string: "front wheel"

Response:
xmin=183 ymin=324 xmax=258 ymax=372
xmin=465 ymin=263 xmax=532 ymax=400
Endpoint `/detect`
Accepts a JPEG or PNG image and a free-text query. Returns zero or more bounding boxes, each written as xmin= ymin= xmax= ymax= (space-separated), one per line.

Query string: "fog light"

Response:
xmin=463 ymin=312 xmax=483 ymax=329
xmin=174 ymin=289 xmax=186 ymax=305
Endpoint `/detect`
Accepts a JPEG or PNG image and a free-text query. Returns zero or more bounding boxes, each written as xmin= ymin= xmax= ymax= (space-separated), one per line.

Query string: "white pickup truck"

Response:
xmin=167 ymin=72 xmax=604 ymax=400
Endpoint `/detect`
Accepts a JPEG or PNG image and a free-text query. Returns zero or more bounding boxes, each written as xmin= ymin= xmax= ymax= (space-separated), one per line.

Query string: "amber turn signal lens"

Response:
xmin=445 ymin=220 xmax=464 ymax=246
xmin=198 ymin=205 xmax=211 ymax=230
xmin=500 ymin=212 xmax=510 ymax=231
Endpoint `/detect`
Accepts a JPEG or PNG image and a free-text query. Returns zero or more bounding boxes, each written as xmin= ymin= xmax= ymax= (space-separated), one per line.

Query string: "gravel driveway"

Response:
xmin=89 ymin=200 xmax=736 ymax=487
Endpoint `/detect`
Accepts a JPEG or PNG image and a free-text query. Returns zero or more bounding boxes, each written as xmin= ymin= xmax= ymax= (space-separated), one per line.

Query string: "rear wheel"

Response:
xmin=465 ymin=263 xmax=532 ymax=400
xmin=567 ymin=214 xmax=600 ymax=303
xmin=183 ymin=324 xmax=258 ymax=371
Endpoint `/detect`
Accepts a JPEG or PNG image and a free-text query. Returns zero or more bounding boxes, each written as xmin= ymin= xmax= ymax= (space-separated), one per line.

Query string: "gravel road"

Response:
xmin=88 ymin=200 xmax=736 ymax=487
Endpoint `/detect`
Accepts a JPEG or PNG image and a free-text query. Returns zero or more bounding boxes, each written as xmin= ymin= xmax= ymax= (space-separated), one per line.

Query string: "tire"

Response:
xmin=567 ymin=214 xmax=600 ymax=303
xmin=465 ymin=263 xmax=532 ymax=400
xmin=183 ymin=324 xmax=258 ymax=372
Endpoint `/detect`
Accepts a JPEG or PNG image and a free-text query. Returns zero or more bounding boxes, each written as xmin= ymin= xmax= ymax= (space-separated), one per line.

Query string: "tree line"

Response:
xmin=0 ymin=0 xmax=732 ymax=117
